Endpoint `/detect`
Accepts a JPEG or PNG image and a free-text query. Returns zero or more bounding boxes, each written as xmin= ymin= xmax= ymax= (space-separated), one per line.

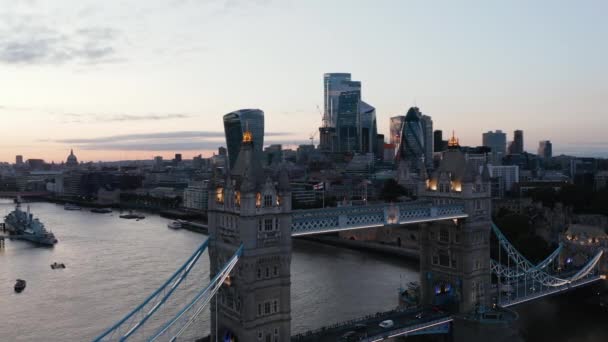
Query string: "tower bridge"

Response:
xmin=94 ymin=130 xmax=606 ymax=342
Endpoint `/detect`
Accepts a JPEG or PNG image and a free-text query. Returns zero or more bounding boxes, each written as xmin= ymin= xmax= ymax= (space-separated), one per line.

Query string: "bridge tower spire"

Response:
xmin=418 ymin=140 xmax=492 ymax=314
xmin=208 ymin=129 xmax=292 ymax=341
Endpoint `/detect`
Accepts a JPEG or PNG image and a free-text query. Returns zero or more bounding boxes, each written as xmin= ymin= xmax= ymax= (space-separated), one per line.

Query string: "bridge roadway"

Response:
xmin=496 ymin=274 xmax=604 ymax=307
xmin=291 ymin=307 xmax=451 ymax=342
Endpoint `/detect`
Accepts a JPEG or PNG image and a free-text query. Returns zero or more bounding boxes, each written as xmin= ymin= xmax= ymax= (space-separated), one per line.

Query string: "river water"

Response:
xmin=0 ymin=201 xmax=418 ymax=341
xmin=0 ymin=201 xmax=606 ymax=341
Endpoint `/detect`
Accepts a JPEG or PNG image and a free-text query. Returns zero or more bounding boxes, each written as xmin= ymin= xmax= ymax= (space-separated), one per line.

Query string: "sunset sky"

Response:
xmin=1 ymin=0 xmax=606 ymax=163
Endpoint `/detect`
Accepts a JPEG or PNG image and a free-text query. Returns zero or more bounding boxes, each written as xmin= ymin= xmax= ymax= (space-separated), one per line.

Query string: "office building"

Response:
xmin=482 ymin=130 xmax=507 ymax=164
xmin=360 ymin=101 xmax=378 ymax=154
xmin=223 ymin=109 xmax=264 ymax=169
xmin=320 ymin=73 xmax=378 ymax=155
xmin=390 ymin=116 xmax=406 ymax=156
xmin=508 ymin=130 xmax=524 ymax=154
xmin=486 ymin=164 xmax=520 ymax=197
xmin=421 ymin=114 xmax=433 ymax=169
xmin=15 ymin=155 xmax=23 ymax=165
xmin=398 ymin=107 xmax=433 ymax=169
xmin=538 ymin=140 xmax=552 ymax=159
xmin=433 ymin=130 xmax=448 ymax=152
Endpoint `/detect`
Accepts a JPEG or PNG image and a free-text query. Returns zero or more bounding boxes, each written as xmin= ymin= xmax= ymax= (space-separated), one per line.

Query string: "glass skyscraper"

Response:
xmin=360 ymin=101 xmax=378 ymax=154
xmin=223 ymin=109 xmax=264 ymax=170
xmin=400 ymin=107 xmax=425 ymax=162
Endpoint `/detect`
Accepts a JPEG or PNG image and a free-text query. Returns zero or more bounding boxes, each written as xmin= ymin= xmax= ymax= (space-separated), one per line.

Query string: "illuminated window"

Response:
xmin=256 ymin=192 xmax=262 ymax=208
xmin=215 ymin=187 xmax=224 ymax=203
xmin=276 ymin=195 xmax=282 ymax=206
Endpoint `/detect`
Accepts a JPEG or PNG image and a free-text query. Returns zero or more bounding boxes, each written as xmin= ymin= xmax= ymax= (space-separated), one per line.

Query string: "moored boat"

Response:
xmin=91 ymin=208 xmax=112 ymax=214
xmin=168 ymin=221 xmax=182 ymax=229
xmin=64 ymin=203 xmax=82 ymax=211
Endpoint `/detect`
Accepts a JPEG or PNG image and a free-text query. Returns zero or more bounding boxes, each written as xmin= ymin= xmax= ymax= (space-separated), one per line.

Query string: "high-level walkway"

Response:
xmin=291 ymin=201 xmax=467 ymax=236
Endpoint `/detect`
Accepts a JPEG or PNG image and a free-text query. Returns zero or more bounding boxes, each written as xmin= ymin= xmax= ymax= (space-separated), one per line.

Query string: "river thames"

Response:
xmin=1 ymin=200 xmax=607 ymax=341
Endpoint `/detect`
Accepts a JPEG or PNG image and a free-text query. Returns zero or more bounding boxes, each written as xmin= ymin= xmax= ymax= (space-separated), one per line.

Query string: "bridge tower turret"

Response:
xmin=208 ymin=128 xmax=292 ymax=342
xmin=418 ymin=135 xmax=492 ymax=314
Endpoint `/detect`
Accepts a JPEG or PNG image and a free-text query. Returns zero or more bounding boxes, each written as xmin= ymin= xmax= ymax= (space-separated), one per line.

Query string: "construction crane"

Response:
xmin=309 ymin=130 xmax=318 ymax=146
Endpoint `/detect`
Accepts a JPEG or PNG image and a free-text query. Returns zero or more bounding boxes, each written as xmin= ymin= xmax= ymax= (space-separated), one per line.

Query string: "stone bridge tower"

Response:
xmin=418 ymin=134 xmax=492 ymax=313
xmin=208 ymin=129 xmax=292 ymax=342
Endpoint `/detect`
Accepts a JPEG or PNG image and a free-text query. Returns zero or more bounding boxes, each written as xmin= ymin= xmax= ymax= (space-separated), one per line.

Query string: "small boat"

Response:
xmin=168 ymin=221 xmax=182 ymax=229
xmin=64 ymin=204 xmax=82 ymax=211
xmin=91 ymin=208 xmax=112 ymax=214
xmin=14 ymin=279 xmax=26 ymax=293
xmin=119 ymin=211 xmax=140 ymax=219
xmin=50 ymin=262 xmax=66 ymax=269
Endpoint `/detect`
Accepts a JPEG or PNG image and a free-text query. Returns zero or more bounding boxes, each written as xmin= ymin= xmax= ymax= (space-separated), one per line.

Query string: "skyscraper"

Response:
xmin=538 ymin=140 xmax=552 ymax=159
xmin=433 ymin=130 xmax=449 ymax=153
xmin=324 ymin=73 xmax=356 ymax=128
xmin=223 ymin=109 xmax=264 ymax=170
xmin=390 ymin=115 xmax=406 ymax=157
xmin=397 ymin=107 xmax=433 ymax=169
xmin=482 ymin=130 xmax=507 ymax=163
xmin=399 ymin=107 xmax=426 ymax=164
xmin=15 ymin=155 xmax=23 ymax=165
xmin=360 ymin=101 xmax=378 ymax=154
xmin=321 ymin=73 xmax=377 ymax=154
xmin=421 ymin=114 xmax=433 ymax=169
xmin=508 ymin=130 xmax=524 ymax=154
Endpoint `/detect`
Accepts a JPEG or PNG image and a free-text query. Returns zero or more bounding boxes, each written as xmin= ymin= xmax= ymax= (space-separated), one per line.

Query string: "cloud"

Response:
xmin=60 ymin=113 xmax=194 ymax=123
xmin=55 ymin=131 xmax=226 ymax=144
xmin=0 ymin=14 xmax=121 ymax=65
xmin=53 ymin=130 xmax=295 ymax=152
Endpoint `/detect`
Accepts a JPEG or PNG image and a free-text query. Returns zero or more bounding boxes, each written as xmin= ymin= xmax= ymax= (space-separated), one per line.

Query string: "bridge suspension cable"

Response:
xmin=491 ymin=222 xmax=603 ymax=287
xmin=92 ymin=239 xmax=210 ymax=342
xmin=148 ymin=244 xmax=244 ymax=342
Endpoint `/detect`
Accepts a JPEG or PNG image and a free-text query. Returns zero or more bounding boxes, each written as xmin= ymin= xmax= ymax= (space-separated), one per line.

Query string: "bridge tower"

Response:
xmin=418 ymin=135 xmax=492 ymax=313
xmin=208 ymin=128 xmax=292 ymax=342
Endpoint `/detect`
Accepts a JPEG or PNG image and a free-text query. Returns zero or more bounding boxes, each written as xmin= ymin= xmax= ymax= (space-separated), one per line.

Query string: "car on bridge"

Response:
xmin=379 ymin=320 xmax=394 ymax=329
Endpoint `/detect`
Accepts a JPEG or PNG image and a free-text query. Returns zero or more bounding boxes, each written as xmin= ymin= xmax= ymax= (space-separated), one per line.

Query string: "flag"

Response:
xmin=313 ymin=182 xmax=324 ymax=190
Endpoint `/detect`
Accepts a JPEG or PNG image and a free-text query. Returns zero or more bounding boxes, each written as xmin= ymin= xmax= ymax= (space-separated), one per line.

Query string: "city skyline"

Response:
xmin=1 ymin=0 xmax=607 ymax=162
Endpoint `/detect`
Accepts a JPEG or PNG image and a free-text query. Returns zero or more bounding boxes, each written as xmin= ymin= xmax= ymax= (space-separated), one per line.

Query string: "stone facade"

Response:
xmin=418 ymin=145 xmax=492 ymax=314
xmin=208 ymin=131 xmax=292 ymax=342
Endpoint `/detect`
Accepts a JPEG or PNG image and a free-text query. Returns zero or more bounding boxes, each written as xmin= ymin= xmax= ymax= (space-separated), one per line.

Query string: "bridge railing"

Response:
xmin=291 ymin=201 xmax=468 ymax=236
